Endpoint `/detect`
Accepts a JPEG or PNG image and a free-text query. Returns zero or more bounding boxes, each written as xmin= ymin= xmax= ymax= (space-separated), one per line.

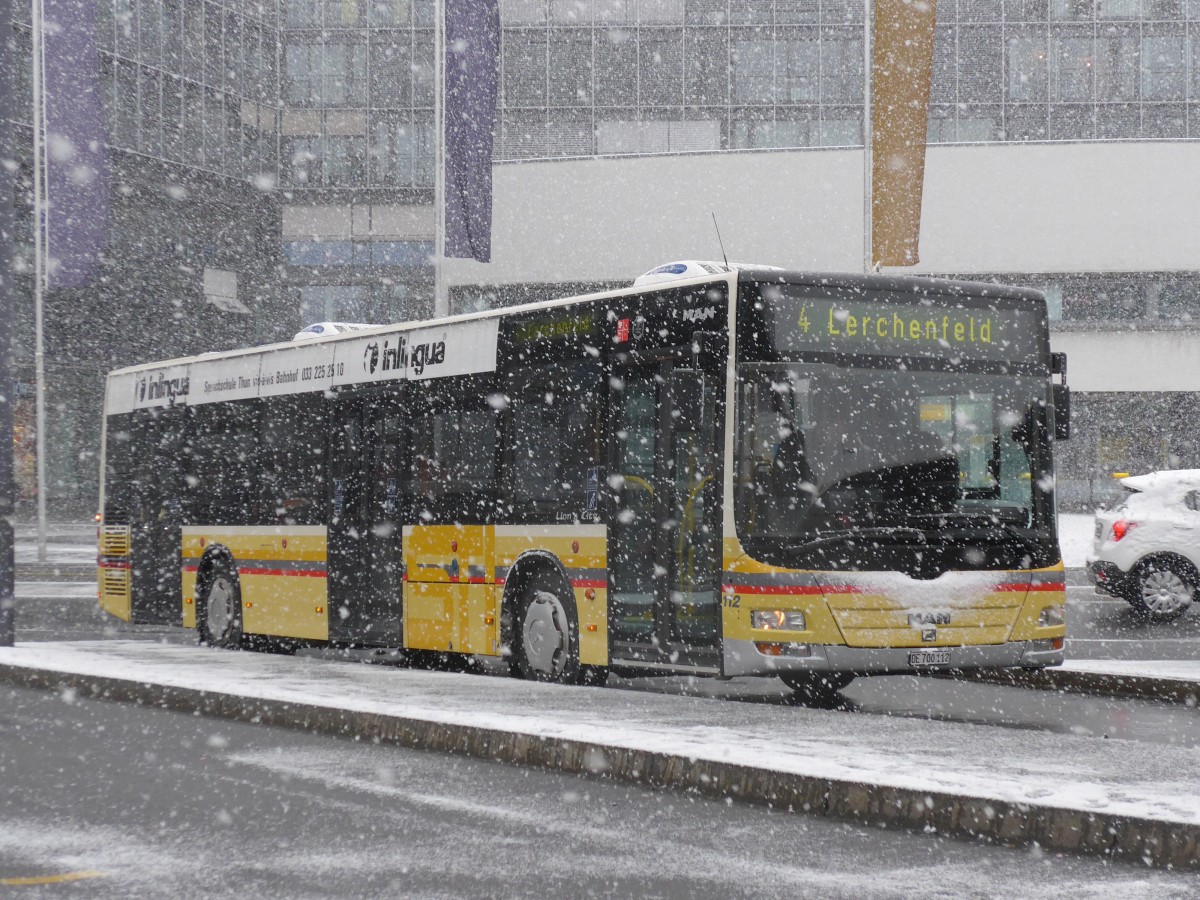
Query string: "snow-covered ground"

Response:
xmin=2 ymin=640 xmax=1199 ymax=829
xmin=14 ymin=543 xmax=95 ymax=565
xmin=1057 ymin=513 xmax=1093 ymax=569
xmin=1061 ymin=659 xmax=1200 ymax=682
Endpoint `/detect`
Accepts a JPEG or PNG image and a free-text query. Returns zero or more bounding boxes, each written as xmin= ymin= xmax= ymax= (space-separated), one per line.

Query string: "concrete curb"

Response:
xmin=958 ymin=666 xmax=1200 ymax=707
xmin=1 ymin=662 xmax=1196 ymax=872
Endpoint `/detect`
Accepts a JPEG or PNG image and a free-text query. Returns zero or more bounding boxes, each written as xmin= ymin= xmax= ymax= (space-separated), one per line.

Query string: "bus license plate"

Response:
xmin=909 ymin=649 xmax=952 ymax=667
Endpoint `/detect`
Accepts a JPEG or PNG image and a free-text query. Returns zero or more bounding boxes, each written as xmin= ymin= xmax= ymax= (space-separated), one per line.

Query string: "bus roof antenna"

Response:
xmin=711 ymin=212 xmax=729 ymax=269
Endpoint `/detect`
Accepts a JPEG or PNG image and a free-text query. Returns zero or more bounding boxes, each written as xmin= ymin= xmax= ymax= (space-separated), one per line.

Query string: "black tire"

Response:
xmin=1126 ymin=557 xmax=1196 ymax=623
xmin=780 ymin=672 xmax=854 ymax=707
xmin=511 ymin=571 xmax=582 ymax=684
xmin=580 ymin=665 xmax=610 ymax=687
xmin=197 ymin=559 xmax=244 ymax=650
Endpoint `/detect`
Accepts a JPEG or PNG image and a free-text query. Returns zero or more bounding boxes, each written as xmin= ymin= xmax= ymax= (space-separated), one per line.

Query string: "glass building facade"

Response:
xmin=8 ymin=0 xmax=1200 ymax=511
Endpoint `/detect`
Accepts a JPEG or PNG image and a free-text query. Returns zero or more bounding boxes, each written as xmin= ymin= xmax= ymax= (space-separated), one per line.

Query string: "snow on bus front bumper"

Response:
xmin=718 ymin=561 xmax=1068 ymax=677
xmin=722 ymin=637 xmax=1065 ymax=677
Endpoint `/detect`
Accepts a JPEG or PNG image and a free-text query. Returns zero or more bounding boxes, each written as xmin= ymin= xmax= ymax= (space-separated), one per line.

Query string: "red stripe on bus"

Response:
xmin=237 ymin=567 xmax=327 ymax=578
xmin=98 ymin=560 xmax=130 ymax=570
xmin=571 ymin=579 xmax=606 ymax=589
xmin=995 ymin=583 xmax=1065 ymax=592
xmin=721 ymin=584 xmax=832 ymax=596
xmin=726 ymin=582 xmax=1065 ymax=596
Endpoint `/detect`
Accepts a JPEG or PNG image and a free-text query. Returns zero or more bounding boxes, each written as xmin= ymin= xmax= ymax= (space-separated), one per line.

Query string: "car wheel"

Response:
xmin=779 ymin=672 xmax=854 ymax=707
xmin=197 ymin=560 xmax=244 ymax=649
xmin=1127 ymin=558 xmax=1195 ymax=623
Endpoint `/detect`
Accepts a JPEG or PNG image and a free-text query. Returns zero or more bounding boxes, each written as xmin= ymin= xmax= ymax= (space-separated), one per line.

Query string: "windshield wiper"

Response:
xmin=784 ymin=525 xmax=929 ymax=552
xmin=913 ymin=511 xmax=1043 ymax=557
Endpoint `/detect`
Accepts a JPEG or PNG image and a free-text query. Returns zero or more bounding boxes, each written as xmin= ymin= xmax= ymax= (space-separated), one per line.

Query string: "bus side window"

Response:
xmin=506 ymin=360 xmax=602 ymax=514
xmin=187 ymin=402 xmax=259 ymax=525
xmin=406 ymin=377 xmax=498 ymax=517
xmin=258 ymin=395 xmax=325 ymax=525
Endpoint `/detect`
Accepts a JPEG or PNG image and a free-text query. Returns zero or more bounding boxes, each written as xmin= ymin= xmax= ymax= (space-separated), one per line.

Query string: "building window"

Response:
xmin=1141 ymin=34 xmax=1185 ymax=101
xmin=820 ymin=34 xmax=863 ymax=103
xmin=285 ymin=41 xmax=367 ymax=105
xmin=1007 ymin=35 xmax=1049 ymax=102
xmin=780 ymin=37 xmax=819 ymax=103
xmin=731 ymin=38 xmax=773 ymax=104
xmin=1050 ymin=34 xmax=1094 ymax=101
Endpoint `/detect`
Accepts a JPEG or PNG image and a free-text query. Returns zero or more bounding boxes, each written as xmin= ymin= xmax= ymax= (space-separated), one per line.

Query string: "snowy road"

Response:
xmin=5 ymin=640 xmax=1200 ymax=832
xmin=3 ymin=684 xmax=1192 ymax=899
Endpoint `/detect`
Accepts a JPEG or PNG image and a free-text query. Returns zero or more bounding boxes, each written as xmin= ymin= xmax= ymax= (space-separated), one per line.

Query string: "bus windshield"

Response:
xmin=735 ymin=286 xmax=1058 ymax=575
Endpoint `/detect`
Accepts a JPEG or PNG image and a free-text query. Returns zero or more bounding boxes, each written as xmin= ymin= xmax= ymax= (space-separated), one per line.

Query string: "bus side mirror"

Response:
xmin=1052 ymin=383 xmax=1070 ymax=440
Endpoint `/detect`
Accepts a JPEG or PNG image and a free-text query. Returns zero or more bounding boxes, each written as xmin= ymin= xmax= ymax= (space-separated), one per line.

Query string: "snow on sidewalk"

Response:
xmin=2 ymin=640 xmax=1199 ymax=828
xmin=1061 ymin=659 xmax=1200 ymax=683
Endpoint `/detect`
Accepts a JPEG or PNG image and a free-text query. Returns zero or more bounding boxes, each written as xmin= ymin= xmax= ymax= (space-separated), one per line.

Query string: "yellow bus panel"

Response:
xmin=181 ymin=526 xmax=328 ymax=641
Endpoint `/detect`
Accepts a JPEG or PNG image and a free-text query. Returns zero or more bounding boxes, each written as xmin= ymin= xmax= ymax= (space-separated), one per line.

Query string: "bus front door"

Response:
xmin=327 ymin=394 xmax=404 ymax=645
xmin=609 ymin=358 xmax=720 ymax=668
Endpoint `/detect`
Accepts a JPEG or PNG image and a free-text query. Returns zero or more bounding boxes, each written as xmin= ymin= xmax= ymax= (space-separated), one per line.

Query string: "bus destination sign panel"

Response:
xmin=768 ymin=294 xmax=1044 ymax=363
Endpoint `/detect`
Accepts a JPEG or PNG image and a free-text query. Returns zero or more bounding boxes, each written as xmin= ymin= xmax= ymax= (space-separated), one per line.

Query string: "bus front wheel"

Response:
xmin=780 ymin=672 xmax=853 ymax=707
xmin=198 ymin=561 xmax=244 ymax=650
xmin=513 ymin=574 xmax=582 ymax=685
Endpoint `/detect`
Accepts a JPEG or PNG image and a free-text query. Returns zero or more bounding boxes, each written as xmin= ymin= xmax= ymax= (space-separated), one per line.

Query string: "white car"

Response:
xmin=1088 ymin=469 xmax=1200 ymax=622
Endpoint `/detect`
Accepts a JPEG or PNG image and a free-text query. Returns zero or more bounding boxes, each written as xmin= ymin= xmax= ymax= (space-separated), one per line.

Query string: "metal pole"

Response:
xmin=433 ymin=0 xmax=447 ymax=318
xmin=0 ymin=0 xmax=17 ymax=646
xmin=31 ymin=0 xmax=47 ymax=561
xmin=862 ymin=0 xmax=873 ymax=274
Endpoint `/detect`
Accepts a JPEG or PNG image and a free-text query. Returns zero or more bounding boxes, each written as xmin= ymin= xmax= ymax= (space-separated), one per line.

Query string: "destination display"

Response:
xmin=767 ymin=294 xmax=1044 ymax=363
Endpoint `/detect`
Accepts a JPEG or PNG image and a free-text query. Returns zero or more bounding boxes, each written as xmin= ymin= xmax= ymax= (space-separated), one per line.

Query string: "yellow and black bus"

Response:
xmin=97 ymin=264 xmax=1069 ymax=698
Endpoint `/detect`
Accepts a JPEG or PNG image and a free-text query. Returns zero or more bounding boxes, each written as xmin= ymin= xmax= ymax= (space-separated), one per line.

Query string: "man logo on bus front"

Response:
xmin=363 ymin=342 xmax=380 ymax=374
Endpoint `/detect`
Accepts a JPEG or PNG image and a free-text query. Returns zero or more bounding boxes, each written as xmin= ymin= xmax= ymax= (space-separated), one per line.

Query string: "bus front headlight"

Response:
xmin=1038 ymin=605 xmax=1065 ymax=628
xmin=751 ymin=610 xmax=806 ymax=631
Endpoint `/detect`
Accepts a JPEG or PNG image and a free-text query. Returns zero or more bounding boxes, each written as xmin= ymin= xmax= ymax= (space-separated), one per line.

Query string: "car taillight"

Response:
xmin=1111 ymin=519 xmax=1137 ymax=541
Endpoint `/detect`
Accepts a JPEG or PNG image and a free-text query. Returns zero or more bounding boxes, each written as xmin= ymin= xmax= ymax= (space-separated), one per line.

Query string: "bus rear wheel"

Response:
xmin=513 ymin=574 xmax=582 ymax=685
xmin=198 ymin=561 xmax=244 ymax=650
xmin=779 ymin=672 xmax=853 ymax=707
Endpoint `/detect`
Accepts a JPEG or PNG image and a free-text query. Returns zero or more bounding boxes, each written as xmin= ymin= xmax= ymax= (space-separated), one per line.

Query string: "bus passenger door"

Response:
xmin=327 ymin=393 xmax=404 ymax=644
xmin=609 ymin=358 xmax=720 ymax=663
xmin=667 ymin=368 xmax=720 ymax=649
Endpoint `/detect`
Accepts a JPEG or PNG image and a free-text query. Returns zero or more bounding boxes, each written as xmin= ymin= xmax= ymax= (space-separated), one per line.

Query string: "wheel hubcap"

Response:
xmin=1142 ymin=569 xmax=1192 ymax=615
xmin=207 ymin=575 xmax=235 ymax=640
xmin=522 ymin=591 xmax=568 ymax=677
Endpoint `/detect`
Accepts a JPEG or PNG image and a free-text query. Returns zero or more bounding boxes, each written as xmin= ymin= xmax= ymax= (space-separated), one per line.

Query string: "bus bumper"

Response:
xmin=723 ymin=638 xmax=1065 ymax=677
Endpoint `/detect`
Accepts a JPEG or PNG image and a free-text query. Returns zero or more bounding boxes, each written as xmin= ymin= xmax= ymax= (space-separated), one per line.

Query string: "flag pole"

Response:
xmin=0 ymin=0 xmax=17 ymax=646
xmin=433 ymin=0 xmax=448 ymax=318
xmin=31 ymin=0 xmax=48 ymax=560
xmin=863 ymin=0 xmax=873 ymax=274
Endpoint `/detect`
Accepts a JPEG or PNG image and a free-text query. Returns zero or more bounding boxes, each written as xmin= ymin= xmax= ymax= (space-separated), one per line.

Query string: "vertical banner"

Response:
xmin=871 ymin=0 xmax=938 ymax=268
xmin=444 ymin=0 xmax=500 ymax=263
xmin=43 ymin=0 xmax=110 ymax=288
